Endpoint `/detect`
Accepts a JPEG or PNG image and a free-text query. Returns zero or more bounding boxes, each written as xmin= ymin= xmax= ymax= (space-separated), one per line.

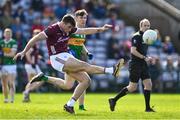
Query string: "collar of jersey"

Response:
xmin=4 ymin=38 xmax=13 ymax=44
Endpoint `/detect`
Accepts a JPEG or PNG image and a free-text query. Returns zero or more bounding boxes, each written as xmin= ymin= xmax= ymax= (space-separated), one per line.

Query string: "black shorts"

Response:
xmin=128 ymin=61 xmax=150 ymax=83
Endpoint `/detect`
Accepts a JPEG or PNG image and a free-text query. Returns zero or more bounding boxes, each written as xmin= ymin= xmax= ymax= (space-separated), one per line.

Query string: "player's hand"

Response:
xmin=87 ymin=53 xmax=93 ymax=60
xmin=13 ymin=51 xmax=25 ymax=61
xmin=101 ymin=24 xmax=113 ymax=31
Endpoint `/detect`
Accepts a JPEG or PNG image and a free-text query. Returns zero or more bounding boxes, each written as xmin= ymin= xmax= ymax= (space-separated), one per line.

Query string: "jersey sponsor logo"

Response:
xmin=50 ymin=45 xmax=56 ymax=54
xmin=3 ymin=48 xmax=11 ymax=53
xmin=57 ymin=36 xmax=69 ymax=42
xmin=133 ymin=39 xmax=137 ymax=44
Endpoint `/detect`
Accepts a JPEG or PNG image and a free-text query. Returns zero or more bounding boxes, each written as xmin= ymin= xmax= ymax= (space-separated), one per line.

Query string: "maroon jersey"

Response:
xmin=26 ymin=45 xmax=39 ymax=64
xmin=44 ymin=23 xmax=77 ymax=56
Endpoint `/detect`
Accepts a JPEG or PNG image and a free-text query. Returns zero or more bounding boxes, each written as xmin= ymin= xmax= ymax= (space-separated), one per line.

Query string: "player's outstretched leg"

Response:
xmin=30 ymin=72 xmax=47 ymax=83
xmin=64 ymin=58 xmax=124 ymax=78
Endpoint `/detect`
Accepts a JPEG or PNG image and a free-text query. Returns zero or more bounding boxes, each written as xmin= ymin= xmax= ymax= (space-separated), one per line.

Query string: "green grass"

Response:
xmin=0 ymin=93 xmax=180 ymax=119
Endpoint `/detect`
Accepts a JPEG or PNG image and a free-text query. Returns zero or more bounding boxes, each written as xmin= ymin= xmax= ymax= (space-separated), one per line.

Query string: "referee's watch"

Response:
xmin=142 ymin=56 xmax=146 ymax=60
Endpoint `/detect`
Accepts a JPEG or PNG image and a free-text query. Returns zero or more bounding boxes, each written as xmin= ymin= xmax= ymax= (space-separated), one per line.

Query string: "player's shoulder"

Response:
xmin=44 ymin=22 xmax=59 ymax=35
xmin=10 ymin=39 xmax=17 ymax=44
xmin=46 ymin=22 xmax=58 ymax=30
xmin=50 ymin=22 xmax=58 ymax=27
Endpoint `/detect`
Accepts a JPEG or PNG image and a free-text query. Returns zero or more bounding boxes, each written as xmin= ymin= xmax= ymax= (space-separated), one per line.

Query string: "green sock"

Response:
xmin=42 ymin=75 xmax=48 ymax=82
xmin=79 ymin=105 xmax=84 ymax=110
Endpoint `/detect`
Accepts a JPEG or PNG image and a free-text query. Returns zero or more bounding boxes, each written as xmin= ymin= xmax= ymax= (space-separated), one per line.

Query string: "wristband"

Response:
xmin=142 ymin=56 xmax=146 ymax=60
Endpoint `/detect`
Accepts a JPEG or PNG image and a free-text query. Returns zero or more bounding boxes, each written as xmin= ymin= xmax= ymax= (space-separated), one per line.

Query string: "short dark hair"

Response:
xmin=75 ymin=9 xmax=88 ymax=17
xmin=62 ymin=14 xmax=76 ymax=27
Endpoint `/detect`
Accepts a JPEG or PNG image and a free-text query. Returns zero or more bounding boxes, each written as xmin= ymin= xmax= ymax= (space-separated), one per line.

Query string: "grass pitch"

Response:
xmin=0 ymin=93 xmax=180 ymax=119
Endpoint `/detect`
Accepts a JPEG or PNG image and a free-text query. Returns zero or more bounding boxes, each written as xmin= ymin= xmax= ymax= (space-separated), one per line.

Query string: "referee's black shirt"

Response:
xmin=131 ymin=31 xmax=148 ymax=62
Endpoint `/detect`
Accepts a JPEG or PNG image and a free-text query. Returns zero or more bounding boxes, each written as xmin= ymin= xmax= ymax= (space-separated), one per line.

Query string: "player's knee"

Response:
xmin=145 ymin=82 xmax=152 ymax=90
xmin=82 ymin=78 xmax=91 ymax=87
xmin=64 ymin=85 xmax=73 ymax=90
xmin=9 ymin=83 xmax=14 ymax=88
xmin=127 ymin=85 xmax=137 ymax=92
xmin=87 ymin=78 xmax=91 ymax=86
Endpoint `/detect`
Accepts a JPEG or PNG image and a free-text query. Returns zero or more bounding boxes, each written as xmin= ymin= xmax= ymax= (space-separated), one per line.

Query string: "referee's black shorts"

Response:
xmin=128 ymin=60 xmax=150 ymax=83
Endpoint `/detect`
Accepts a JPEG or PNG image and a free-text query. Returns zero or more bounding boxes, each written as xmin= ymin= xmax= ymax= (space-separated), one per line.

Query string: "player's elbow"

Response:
xmin=130 ymin=47 xmax=136 ymax=54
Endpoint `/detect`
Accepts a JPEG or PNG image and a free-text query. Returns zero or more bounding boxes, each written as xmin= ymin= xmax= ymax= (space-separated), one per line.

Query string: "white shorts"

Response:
xmin=50 ymin=52 xmax=74 ymax=73
xmin=1 ymin=65 xmax=17 ymax=75
xmin=25 ymin=64 xmax=41 ymax=74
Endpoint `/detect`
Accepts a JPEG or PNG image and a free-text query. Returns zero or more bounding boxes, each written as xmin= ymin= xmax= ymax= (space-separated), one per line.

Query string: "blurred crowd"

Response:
xmin=0 ymin=0 xmax=179 ymax=93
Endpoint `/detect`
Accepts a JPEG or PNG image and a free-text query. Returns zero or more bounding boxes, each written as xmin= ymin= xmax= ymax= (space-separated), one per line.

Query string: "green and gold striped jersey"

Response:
xmin=0 ymin=39 xmax=17 ymax=65
xmin=68 ymin=34 xmax=86 ymax=59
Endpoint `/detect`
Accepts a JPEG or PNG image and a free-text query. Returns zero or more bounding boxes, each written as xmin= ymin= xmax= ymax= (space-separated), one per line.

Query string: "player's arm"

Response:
xmin=82 ymin=44 xmax=93 ymax=60
xmin=25 ymin=48 xmax=34 ymax=64
xmin=13 ymin=32 xmax=46 ymax=60
xmin=23 ymin=32 xmax=46 ymax=54
xmin=75 ymin=24 xmax=112 ymax=35
xmin=82 ymin=44 xmax=88 ymax=54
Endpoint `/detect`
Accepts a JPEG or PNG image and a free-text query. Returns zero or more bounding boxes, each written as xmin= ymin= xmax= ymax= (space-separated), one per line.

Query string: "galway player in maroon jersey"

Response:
xmin=23 ymin=29 xmax=43 ymax=102
xmin=14 ymin=14 xmax=124 ymax=114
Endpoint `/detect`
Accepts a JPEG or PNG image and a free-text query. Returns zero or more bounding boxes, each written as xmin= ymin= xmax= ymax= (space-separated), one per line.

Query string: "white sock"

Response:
xmin=10 ymin=96 xmax=14 ymax=103
xmin=105 ymin=67 xmax=113 ymax=74
xmin=24 ymin=90 xmax=29 ymax=94
xmin=4 ymin=98 xmax=8 ymax=103
xmin=67 ymin=98 xmax=76 ymax=107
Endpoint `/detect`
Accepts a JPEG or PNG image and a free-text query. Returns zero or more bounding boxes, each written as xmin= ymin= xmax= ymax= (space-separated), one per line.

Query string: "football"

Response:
xmin=143 ymin=29 xmax=157 ymax=45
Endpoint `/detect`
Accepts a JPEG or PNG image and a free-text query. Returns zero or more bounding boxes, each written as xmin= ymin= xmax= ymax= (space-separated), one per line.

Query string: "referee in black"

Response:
xmin=108 ymin=18 xmax=155 ymax=112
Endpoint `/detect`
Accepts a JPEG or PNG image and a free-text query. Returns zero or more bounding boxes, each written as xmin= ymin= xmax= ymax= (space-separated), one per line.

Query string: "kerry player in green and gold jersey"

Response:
xmin=0 ymin=28 xmax=17 ymax=103
xmin=68 ymin=9 xmax=93 ymax=110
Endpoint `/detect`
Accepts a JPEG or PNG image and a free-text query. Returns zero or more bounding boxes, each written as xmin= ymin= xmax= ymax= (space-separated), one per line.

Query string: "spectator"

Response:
xmin=162 ymin=36 xmax=175 ymax=54
xmin=11 ymin=17 xmax=23 ymax=35
xmin=0 ymin=10 xmax=13 ymax=29
xmin=24 ymin=7 xmax=36 ymax=25
xmin=107 ymin=33 xmax=119 ymax=59
xmin=31 ymin=0 xmax=44 ymax=12
xmin=119 ymin=40 xmax=131 ymax=61
xmin=108 ymin=13 xmax=119 ymax=33
xmin=54 ymin=0 xmax=68 ymax=19
xmin=31 ymin=17 xmax=44 ymax=32
xmin=162 ymin=56 xmax=177 ymax=92
xmin=152 ymin=29 xmax=162 ymax=50
xmin=93 ymin=0 xmax=106 ymax=19
xmin=149 ymin=57 xmax=163 ymax=92
xmin=13 ymin=6 xmax=25 ymax=23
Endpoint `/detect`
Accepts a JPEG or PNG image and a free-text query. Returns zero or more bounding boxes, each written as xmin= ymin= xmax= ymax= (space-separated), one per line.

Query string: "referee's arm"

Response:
xmin=131 ymin=47 xmax=145 ymax=59
xmin=131 ymin=35 xmax=145 ymax=59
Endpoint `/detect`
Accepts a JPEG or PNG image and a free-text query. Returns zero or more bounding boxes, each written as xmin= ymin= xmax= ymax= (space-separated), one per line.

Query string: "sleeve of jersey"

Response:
xmin=131 ymin=36 xmax=139 ymax=47
xmin=12 ymin=41 xmax=17 ymax=52
xmin=43 ymin=26 xmax=54 ymax=38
